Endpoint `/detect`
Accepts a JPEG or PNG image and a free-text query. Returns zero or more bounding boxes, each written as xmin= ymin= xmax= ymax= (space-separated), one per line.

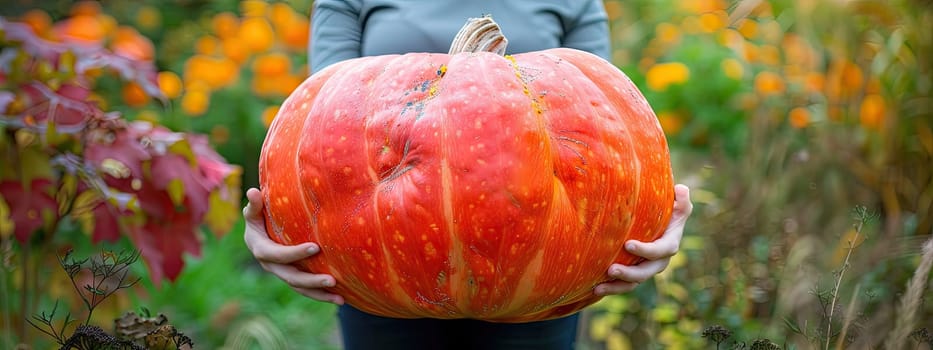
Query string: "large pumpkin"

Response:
xmin=259 ymin=17 xmax=674 ymax=322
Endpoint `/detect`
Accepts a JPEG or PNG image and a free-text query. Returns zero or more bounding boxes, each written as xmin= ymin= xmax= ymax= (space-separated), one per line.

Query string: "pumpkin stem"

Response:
xmin=448 ymin=15 xmax=508 ymax=55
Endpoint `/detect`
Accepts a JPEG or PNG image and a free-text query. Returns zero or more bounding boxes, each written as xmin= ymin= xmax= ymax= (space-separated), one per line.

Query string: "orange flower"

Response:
xmin=826 ymin=59 xmax=863 ymax=100
xmin=157 ymin=71 xmax=183 ymax=99
xmin=737 ymin=19 xmax=758 ymax=40
xmin=54 ymin=15 xmax=106 ymax=43
xmin=20 ymin=9 xmax=52 ymax=36
xmin=252 ymin=53 xmax=291 ymax=76
xmin=859 ymin=94 xmax=886 ymax=130
xmin=277 ymin=17 xmax=310 ymax=50
xmin=655 ymin=23 xmax=681 ymax=46
xmin=276 ymin=75 xmax=304 ymax=96
xmin=699 ymin=11 xmax=726 ymax=33
xmin=222 ymin=38 xmax=250 ymax=63
xmin=195 ymin=36 xmax=220 ymax=56
xmin=184 ymin=55 xmax=239 ymax=89
xmin=645 ymin=62 xmax=690 ymax=91
xmin=181 ymin=89 xmax=210 ymax=116
xmin=111 ymin=26 xmax=155 ymax=61
xmin=212 ymin=12 xmax=240 ymax=39
xmin=122 ymin=82 xmax=150 ymax=108
xmin=656 ymin=111 xmax=685 ymax=135
xmin=804 ymin=72 xmax=825 ymax=94
xmin=261 ymin=105 xmax=280 ymax=127
xmin=269 ymin=2 xmax=298 ymax=24
xmin=238 ymin=17 xmax=275 ymax=53
xmin=754 ymin=71 xmax=784 ymax=96
xmin=70 ymin=1 xmax=102 ymax=16
xmin=788 ymin=107 xmax=810 ymax=129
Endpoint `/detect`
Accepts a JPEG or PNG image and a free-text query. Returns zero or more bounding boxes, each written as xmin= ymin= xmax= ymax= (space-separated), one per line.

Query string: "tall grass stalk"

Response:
xmin=885 ymin=237 xmax=933 ymax=350
xmin=825 ymin=208 xmax=871 ymax=350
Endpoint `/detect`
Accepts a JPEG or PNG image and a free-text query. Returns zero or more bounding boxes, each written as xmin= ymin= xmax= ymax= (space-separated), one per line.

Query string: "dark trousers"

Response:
xmin=337 ymin=304 xmax=580 ymax=350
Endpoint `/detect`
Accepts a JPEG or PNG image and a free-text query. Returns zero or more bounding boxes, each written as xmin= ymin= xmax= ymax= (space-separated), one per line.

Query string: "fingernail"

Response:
xmin=611 ymin=266 xmax=623 ymax=276
xmin=594 ymin=286 xmax=605 ymax=296
xmin=323 ymin=279 xmax=335 ymax=287
xmin=625 ymin=242 xmax=636 ymax=251
xmin=306 ymin=244 xmax=319 ymax=254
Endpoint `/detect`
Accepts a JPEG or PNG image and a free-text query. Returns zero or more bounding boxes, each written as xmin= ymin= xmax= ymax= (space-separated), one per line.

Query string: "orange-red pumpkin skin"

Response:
xmin=258 ymin=48 xmax=674 ymax=323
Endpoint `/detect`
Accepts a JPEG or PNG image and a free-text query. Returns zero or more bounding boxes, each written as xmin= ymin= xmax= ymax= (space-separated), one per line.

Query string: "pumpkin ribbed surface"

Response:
xmin=259 ymin=18 xmax=673 ymax=322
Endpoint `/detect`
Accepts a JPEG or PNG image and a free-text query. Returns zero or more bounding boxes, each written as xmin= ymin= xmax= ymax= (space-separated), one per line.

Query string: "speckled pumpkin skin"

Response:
xmin=258 ymin=48 xmax=674 ymax=322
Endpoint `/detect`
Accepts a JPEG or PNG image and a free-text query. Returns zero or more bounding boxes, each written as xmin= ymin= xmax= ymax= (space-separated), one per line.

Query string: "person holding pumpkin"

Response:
xmin=243 ymin=0 xmax=694 ymax=349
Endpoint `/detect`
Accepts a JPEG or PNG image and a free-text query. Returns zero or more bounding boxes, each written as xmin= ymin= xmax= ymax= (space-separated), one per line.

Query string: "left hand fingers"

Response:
xmin=607 ymin=258 xmax=671 ymax=284
xmin=626 ymin=184 xmax=693 ymax=260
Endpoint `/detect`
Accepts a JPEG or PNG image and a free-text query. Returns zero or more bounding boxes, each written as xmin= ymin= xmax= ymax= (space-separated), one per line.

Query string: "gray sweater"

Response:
xmin=309 ymin=0 xmax=610 ymax=73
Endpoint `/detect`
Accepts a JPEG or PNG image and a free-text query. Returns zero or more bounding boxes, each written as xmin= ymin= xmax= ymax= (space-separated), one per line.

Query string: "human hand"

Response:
xmin=594 ymin=184 xmax=693 ymax=296
xmin=242 ymin=188 xmax=344 ymax=305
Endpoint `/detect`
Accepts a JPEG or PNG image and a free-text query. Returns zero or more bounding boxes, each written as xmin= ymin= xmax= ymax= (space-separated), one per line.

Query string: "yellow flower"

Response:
xmin=699 ymin=11 xmax=726 ymax=33
xmin=240 ymin=0 xmax=269 ymax=17
xmin=737 ymin=19 xmax=758 ymax=40
xmin=721 ymin=58 xmax=744 ymax=80
xmin=645 ymin=62 xmax=690 ymax=91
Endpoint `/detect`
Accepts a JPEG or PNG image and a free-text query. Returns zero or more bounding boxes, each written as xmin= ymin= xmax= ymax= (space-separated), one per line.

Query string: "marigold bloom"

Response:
xmin=252 ymin=53 xmax=292 ymax=76
xmin=788 ymin=107 xmax=809 ymax=129
xmin=261 ymin=105 xmax=280 ymax=127
xmin=721 ymin=58 xmax=744 ymax=80
xmin=181 ymin=90 xmax=210 ymax=116
xmin=157 ymin=71 xmax=183 ymax=99
xmin=122 ymin=82 xmax=150 ymax=108
xmin=20 ymin=10 xmax=51 ymax=36
xmin=656 ymin=111 xmax=685 ymax=135
xmin=645 ymin=62 xmax=690 ymax=91
xmin=754 ymin=71 xmax=784 ymax=96
xmin=111 ymin=26 xmax=155 ymax=61
xmin=859 ymin=94 xmax=886 ymax=130
xmin=238 ymin=17 xmax=275 ymax=53
xmin=54 ymin=15 xmax=106 ymax=43
xmin=212 ymin=12 xmax=240 ymax=39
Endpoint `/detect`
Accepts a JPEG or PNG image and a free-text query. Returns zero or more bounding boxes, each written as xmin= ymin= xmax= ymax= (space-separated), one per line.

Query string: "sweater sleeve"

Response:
xmin=309 ymin=0 xmax=364 ymax=73
xmin=562 ymin=0 xmax=611 ymax=60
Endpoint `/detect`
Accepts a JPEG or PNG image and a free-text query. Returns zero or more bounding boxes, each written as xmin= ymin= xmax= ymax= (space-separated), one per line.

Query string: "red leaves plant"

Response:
xmin=0 ymin=16 xmax=241 ymax=284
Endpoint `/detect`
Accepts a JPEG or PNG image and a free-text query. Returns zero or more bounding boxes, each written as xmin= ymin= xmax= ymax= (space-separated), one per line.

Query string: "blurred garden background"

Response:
xmin=0 ymin=0 xmax=930 ymax=348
